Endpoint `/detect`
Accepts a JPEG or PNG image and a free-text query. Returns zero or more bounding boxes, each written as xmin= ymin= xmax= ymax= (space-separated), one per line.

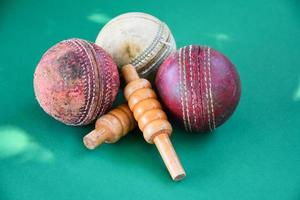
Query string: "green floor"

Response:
xmin=1 ymin=0 xmax=300 ymax=199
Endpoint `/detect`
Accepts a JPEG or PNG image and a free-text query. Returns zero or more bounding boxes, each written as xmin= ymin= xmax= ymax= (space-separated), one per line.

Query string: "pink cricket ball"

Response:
xmin=34 ymin=38 xmax=120 ymax=126
xmin=155 ymin=45 xmax=241 ymax=132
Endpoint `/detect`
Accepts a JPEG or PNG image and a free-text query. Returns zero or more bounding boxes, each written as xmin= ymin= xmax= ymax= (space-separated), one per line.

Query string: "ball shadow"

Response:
xmin=288 ymin=0 xmax=300 ymax=24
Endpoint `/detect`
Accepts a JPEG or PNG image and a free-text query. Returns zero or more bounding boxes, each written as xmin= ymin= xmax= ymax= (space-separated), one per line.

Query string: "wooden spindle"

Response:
xmin=122 ymin=64 xmax=186 ymax=181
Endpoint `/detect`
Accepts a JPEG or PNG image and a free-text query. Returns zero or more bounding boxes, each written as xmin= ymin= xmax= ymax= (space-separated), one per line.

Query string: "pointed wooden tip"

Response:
xmin=153 ymin=133 xmax=186 ymax=181
xmin=83 ymin=129 xmax=108 ymax=150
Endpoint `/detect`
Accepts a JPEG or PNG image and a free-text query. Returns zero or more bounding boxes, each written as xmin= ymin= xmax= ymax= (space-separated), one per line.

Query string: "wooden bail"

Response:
xmin=83 ymin=104 xmax=136 ymax=149
xmin=122 ymin=64 xmax=186 ymax=181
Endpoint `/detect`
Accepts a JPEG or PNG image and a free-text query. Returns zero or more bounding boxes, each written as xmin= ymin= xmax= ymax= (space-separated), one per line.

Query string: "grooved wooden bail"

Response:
xmin=122 ymin=64 xmax=186 ymax=181
xmin=83 ymin=104 xmax=136 ymax=149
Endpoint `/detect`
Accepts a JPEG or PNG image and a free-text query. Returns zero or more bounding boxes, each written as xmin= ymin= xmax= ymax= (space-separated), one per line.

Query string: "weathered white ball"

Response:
xmin=95 ymin=12 xmax=176 ymax=80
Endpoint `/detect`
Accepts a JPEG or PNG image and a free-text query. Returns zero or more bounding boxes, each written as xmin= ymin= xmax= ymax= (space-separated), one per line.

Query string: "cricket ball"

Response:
xmin=155 ymin=45 xmax=241 ymax=132
xmin=95 ymin=12 xmax=176 ymax=80
xmin=34 ymin=38 xmax=120 ymax=126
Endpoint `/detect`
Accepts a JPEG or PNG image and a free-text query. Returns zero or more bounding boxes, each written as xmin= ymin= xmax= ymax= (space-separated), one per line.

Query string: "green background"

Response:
xmin=1 ymin=0 xmax=300 ymax=199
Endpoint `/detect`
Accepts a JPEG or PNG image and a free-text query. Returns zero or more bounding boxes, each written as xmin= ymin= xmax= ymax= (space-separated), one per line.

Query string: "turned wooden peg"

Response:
xmin=83 ymin=104 xmax=136 ymax=149
xmin=122 ymin=64 xmax=186 ymax=181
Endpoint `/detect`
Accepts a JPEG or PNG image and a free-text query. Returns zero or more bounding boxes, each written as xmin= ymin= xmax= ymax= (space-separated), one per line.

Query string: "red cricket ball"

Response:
xmin=34 ymin=38 xmax=120 ymax=125
xmin=155 ymin=45 xmax=241 ymax=132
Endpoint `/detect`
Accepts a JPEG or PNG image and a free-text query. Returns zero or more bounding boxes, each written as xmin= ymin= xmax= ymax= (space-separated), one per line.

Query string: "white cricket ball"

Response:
xmin=95 ymin=12 xmax=176 ymax=80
